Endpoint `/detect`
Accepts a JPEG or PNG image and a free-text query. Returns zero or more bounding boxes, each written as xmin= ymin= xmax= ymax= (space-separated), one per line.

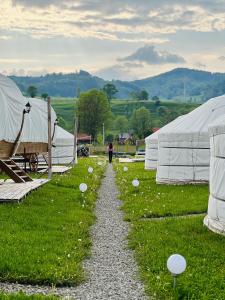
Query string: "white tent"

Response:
xmin=0 ymin=73 xmax=56 ymax=145
xmin=145 ymin=130 xmax=159 ymax=170
xmin=156 ymin=95 xmax=225 ymax=184
xmin=23 ymin=97 xmax=57 ymax=144
xmin=204 ymin=115 xmax=225 ymax=235
xmin=0 ymin=73 xmax=57 ymax=159
xmin=52 ymin=126 xmax=74 ymax=164
xmin=145 ymin=116 xmax=185 ymax=170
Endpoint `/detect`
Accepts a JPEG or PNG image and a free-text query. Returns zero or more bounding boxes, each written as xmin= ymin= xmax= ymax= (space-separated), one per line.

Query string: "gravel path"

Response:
xmin=0 ymin=164 xmax=147 ymax=299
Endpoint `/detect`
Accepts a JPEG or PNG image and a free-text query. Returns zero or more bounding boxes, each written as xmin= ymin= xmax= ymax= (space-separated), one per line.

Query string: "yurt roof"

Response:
xmin=22 ymin=97 xmax=57 ymax=143
xmin=0 ymin=74 xmax=28 ymax=143
xmin=145 ymin=115 xmax=186 ymax=143
xmin=0 ymin=74 xmax=57 ymax=144
xmin=55 ymin=126 xmax=74 ymax=145
xmin=159 ymin=95 xmax=225 ymax=142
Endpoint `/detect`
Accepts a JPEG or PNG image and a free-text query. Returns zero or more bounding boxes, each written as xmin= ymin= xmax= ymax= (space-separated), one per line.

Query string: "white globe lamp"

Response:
xmin=123 ymin=166 xmax=128 ymax=172
xmin=88 ymin=167 xmax=93 ymax=173
xmin=132 ymin=179 xmax=139 ymax=187
xmin=79 ymin=183 xmax=88 ymax=193
xmin=167 ymin=254 xmax=186 ymax=287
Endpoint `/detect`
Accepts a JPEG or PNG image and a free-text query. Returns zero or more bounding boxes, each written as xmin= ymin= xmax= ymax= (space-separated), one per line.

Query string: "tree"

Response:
xmin=41 ymin=93 xmax=48 ymax=100
xmin=114 ymin=116 xmax=129 ymax=134
xmin=139 ymin=90 xmax=149 ymax=100
xmin=152 ymin=95 xmax=159 ymax=101
xmin=103 ymin=83 xmax=118 ymax=102
xmin=129 ymin=91 xmax=139 ymax=101
xmin=27 ymin=85 xmax=38 ymax=98
xmin=77 ymin=89 xmax=111 ymax=140
xmin=131 ymin=107 xmax=151 ymax=138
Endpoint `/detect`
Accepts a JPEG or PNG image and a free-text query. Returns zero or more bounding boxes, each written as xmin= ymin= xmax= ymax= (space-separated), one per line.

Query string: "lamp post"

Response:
xmin=47 ymin=96 xmax=52 ymax=180
xmin=51 ymin=118 xmax=58 ymax=142
xmin=11 ymin=101 xmax=31 ymax=157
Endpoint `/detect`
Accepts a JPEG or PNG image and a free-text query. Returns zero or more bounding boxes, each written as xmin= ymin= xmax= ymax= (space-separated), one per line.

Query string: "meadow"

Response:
xmin=115 ymin=162 xmax=225 ymax=300
xmin=0 ymin=158 xmax=104 ymax=287
xmin=51 ymin=97 xmax=199 ymax=133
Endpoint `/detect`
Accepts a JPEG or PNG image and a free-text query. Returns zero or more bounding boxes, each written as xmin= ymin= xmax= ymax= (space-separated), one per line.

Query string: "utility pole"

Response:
xmin=72 ymin=99 xmax=78 ymax=166
xmin=102 ymin=123 xmax=105 ymax=146
xmin=47 ymin=96 xmax=52 ymax=180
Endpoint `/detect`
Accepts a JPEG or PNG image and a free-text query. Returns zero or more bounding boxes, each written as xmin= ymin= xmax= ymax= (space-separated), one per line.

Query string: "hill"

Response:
xmin=10 ymin=68 xmax=225 ymax=101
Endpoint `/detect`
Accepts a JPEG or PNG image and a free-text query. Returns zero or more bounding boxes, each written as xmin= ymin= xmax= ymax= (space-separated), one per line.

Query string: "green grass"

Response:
xmin=0 ymin=158 xmax=105 ymax=286
xmin=0 ymin=292 xmax=56 ymax=299
xmin=115 ymin=162 xmax=209 ymax=221
xmin=114 ymin=161 xmax=225 ymax=299
xmin=129 ymin=217 xmax=225 ymax=300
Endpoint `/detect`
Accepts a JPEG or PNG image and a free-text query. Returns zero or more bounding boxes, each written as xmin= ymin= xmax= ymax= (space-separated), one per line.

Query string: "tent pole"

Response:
xmin=47 ymin=96 xmax=52 ymax=180
xmin=72 ymin=106 xmax=78 ymax=166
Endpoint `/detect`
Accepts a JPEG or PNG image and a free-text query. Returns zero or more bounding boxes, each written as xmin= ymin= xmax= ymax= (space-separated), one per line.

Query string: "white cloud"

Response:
xmin=1 ymin=1 xmax=225 ymax=42
xmin=119 ymin=45 xmax=186 ymax=65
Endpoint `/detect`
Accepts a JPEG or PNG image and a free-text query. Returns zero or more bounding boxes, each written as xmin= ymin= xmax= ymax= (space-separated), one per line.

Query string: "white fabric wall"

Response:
xmin=52 ymin=126 xmax=74 ymax=164
xmin=0 ymin=74 xmax=57 ymax=144
xmin=145 ymin=132 xmax=158 ymax=170
xmin=204 ymin=115 xmax=225 ymax=235
xmin=145 ymin=115 xmax=186 ymax=171
xmin=157 ymin=95 xmax=225 ymax=184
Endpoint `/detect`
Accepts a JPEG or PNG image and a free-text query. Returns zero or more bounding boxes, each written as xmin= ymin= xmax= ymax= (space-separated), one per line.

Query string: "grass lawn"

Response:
xmin=114 ymin=161 xmax=225 ymax=299
xmin=114 ymin=162 xmax=209 ymax=221
xmin=0 ymin=158 xmax=105 ymax=287
xmin=129 ymin=217 xmax=225 ymax=300
xmin=0 ymin=293 xmax=56 ymax=299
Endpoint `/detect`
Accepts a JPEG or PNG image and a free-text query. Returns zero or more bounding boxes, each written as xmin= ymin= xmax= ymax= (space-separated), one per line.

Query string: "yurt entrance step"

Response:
xmin=0 ymin=159 xmax=33 ymax=183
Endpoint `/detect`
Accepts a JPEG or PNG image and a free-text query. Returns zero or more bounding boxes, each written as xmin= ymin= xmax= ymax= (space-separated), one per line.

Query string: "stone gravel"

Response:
xmin=0 ymin=164 xmax=147 ymax=299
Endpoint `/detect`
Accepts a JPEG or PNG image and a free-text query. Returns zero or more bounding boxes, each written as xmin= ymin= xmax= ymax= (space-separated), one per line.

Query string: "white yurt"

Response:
xmin=145 ymin=116 xmax=186 ymax=170
xmin=156 ymin=94 xmax=225 ymax=184
xmin=204 ymin=115 xmax=225 ymax=235
xmin=145 ymin=130 xmax=159 ymax=170
xmin=0 ymin=74 xmax=56 ymax=159
xmin=52 ymin=126 xmax=74 ymax=164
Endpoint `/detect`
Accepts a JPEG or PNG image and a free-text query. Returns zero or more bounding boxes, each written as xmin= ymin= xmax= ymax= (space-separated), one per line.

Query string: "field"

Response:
xmin=51 ymin=98 xmax=199 ymax=133
xmin=0 ymin=158 xmax=104 ymax=287
xmin=115 ymin=162 xmax=225 ymax=299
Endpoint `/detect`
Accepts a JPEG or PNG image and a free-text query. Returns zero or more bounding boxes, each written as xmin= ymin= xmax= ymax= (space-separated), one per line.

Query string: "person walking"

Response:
xmin=108 ymin=142 xmax=113 ymax=163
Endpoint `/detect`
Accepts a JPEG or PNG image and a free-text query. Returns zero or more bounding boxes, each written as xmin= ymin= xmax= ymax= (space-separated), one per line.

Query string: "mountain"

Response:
xmin=10 ymin=68 xmax=225 ymax=101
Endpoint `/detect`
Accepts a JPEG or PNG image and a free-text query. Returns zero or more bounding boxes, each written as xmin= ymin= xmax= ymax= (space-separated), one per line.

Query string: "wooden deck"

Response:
xmin=38 ymin=165 xmax=72 ymax=174
xmin=0 ymin=179 xmax=49 ymax=202
xmin=119 ymin=157 xmax=145 ymax=163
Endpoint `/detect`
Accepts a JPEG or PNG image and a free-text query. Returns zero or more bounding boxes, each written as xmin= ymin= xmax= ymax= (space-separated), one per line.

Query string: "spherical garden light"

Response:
xmin=132 ymin=179 xmax=139 ymax=187
xmin=98 ymin=162 xmax=102 ymax=166
xmin=123 ymin=166 xmax=128 ymax=172
xmin=79 ymin=183 xmax=88 ymax=193
xmin=88 ymin=167 xmax=94 ymax=173
xmin=167 ymin=254 xmax=186 ymax=288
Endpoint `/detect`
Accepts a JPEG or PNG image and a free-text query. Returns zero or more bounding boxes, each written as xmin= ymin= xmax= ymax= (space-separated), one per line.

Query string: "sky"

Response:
xmin=0 ymin=0 xmax=225 ymax=80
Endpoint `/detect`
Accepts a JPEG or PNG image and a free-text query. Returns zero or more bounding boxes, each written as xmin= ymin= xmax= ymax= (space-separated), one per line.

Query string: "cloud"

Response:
xmin=11 ymin=0 xmax=62 ymax=7
xmin=95 ymin=62 xmax=146 ymax=81
xmin=119 ymin=45 xmax=186 ymax=65
xmin=2 ymin=0 xmax=225 ymax=42
xmin=218 ymin=56 xmax=225 ymax=61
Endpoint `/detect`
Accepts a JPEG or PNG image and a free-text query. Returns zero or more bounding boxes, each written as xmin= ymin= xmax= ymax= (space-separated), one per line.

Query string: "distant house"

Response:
xmin=117 ymin=133 xmax=134 ymax=145
xmin=77 ymin=133 xmax=92 ymax=144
